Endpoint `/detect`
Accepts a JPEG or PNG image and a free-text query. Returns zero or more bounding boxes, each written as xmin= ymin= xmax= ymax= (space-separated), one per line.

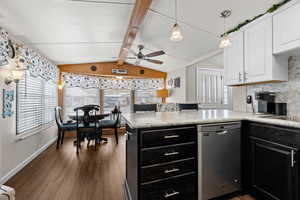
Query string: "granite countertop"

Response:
xmin=122 ymin=109 xmax=300 ymax=129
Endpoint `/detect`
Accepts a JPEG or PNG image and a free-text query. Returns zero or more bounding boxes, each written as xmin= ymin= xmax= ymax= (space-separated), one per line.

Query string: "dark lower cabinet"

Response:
xmin=125 ymin=125 xmax=198 ymax=200
xmin=244 ymin=122 xmax=300 ymax=200
xmin=140 ymin=174 xmax=196 ymax=200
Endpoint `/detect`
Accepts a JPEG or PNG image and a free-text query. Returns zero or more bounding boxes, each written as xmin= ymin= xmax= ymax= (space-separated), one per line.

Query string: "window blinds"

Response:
xmin=16 ymin=71 xmax=57 ymax=135
xmin=197 ymin=69 xmax=231 ymax=106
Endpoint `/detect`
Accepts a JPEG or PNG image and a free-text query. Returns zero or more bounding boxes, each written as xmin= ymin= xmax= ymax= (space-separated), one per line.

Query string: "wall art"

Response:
xmin=174 ymin=77 xmax=181 ymax=88
xmin=3 ymin=89 xmax=14 ymax=118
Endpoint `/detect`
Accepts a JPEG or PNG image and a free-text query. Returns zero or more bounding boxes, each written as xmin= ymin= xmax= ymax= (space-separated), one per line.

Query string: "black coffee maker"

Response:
xmin=255 ymin=92 xmax=287 ymax=115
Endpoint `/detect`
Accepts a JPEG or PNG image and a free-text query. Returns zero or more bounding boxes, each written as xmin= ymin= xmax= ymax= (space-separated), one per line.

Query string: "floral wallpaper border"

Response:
xmin=0 ymin=27 xmax=59 ymax=82
xmin=62 ymin=72 xmax=164 ymax=90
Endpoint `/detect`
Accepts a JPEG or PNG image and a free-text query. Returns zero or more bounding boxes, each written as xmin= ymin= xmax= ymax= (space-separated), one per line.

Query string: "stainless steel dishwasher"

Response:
xmin=198 ymin=122 xmax=241 ymax=200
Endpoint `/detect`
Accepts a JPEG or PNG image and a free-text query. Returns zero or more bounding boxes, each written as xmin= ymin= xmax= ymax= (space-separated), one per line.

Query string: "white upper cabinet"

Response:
xmin=224 ymin=15 xmax=288 ymax=86
xmin=244 ymin=17 xmax=273 ymax=83
xmin=224 ymin=32 xmax=244 ymax=86
xmin=273 ymin=2 xmax=300 ymax=54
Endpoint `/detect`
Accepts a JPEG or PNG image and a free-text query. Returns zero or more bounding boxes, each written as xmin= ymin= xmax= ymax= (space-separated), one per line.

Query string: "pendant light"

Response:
xmin=170 ymin=0 xmax=183 ymax=42
xmin=219 ymin=10 xmax=232 ymax=48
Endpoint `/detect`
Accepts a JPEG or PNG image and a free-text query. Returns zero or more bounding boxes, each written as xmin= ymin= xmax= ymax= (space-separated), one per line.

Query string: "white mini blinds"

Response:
xmin=16 ymin=71 xmax=57 ymax=135
xmin=197 ymin=69 xmax=230 ymax=106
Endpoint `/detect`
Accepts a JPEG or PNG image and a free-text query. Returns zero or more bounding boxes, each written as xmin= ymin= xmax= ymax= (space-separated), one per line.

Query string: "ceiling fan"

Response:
xmin=121 ymin=45 xmax=165 ymax=65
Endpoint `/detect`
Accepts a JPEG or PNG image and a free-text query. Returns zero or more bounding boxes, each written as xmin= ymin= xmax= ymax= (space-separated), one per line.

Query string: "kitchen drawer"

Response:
xmin=140 ymin=174 xmax=196 ymax=200
xmin=140 ymin=126 xmax=196 ymax=148
xmin=141 ymin=158 xmax=195 ymax=183
xmin=141 ymin=143 xmax=196 ymax=166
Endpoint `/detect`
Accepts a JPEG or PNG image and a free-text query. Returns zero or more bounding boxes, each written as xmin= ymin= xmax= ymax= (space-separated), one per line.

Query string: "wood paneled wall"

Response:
xmin=58 ymin=61 xmax=167 ymax=79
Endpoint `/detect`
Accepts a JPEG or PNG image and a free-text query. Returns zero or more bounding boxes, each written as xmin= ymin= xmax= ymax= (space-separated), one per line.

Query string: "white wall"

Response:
xmin=166 ymin=68 xmax=186 ymax=103
xmin=0 ymin=60 xmax=57 ymax=184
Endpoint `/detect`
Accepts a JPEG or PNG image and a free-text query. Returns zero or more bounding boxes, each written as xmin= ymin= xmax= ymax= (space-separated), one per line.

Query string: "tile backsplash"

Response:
xmin=246 ymin=56 xmax=300 ymax=120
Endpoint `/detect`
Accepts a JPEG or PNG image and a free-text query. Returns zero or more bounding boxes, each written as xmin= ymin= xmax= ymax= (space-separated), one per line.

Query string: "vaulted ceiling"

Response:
xmin=0 ymin=0 xmax=281 ymax=72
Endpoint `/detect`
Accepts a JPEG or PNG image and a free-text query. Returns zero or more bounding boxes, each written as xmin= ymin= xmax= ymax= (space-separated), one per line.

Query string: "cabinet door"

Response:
xmin=244 ymin=17 xmax=273 ymax=83
xmin=224 ymin=32 xmax=244 ymax=86
xmin=250 ymin=137 xmax=297 ymax=200
xmin=273 ymin=3 xmax=300 ymax=54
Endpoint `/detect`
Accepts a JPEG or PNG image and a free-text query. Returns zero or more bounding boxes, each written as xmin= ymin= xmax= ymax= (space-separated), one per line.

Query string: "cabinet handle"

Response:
xmin=164 ymin=135 xmax=179 ymax=139
xmin=164 ymin=168 xmax=180 ymax=174
xmin=164 ymin=190 xmax=180 ymax=198
xmin=164 ymin=151 xmax=179 ymax=156
xmin=238 ymin=72 xmax=242 ymax=82
xmin=244 ymin=72 xmax=248 ymax=81
xmin=291 ymin=150 xmax=296 ymax=167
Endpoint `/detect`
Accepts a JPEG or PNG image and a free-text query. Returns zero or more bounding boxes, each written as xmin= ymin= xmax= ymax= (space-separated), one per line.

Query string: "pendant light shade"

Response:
xmin=170 ymin=0 xmax=183 ymax=42
xmin=219 ymin=10 xmax=232 ymax=49
xmin=170 ymin=23 xmax=183 ymax=42
xmin=219 ymin=34 xmax=232 ymax=48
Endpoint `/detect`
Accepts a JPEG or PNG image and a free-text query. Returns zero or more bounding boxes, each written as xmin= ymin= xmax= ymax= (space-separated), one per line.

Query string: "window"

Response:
xmin=135 ymin=90 xmax=162 ymax=104
xmin=103 ymin=89 xmax=132 ymax=114
xmin=63 ymin=87 xmax=100 ymax=120
xmin=17 ymin=71 xmax=57 ymax=135
xmin=197 ymin=69 xmax=231 ymax=107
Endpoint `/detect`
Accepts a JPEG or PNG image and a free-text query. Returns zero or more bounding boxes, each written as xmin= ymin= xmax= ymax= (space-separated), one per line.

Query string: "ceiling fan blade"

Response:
xmin=145 ymin=50 xmax=165 ymax=57
xmin=145 ymin=59 xmax=164 ymax=65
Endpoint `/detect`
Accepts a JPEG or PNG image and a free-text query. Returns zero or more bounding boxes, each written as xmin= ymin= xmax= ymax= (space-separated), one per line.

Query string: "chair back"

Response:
xmin=74 ymin=106 xmax=99 ymax=127
xmin=133 ymin=104 xmax=157 ymax=113
xmin=178 ymin=103 xmax=199 ymax=111
xmin=55 ymin=106 xmax=63 ymax=127
xmin=111 ymin=109 xmax=121 ymax=127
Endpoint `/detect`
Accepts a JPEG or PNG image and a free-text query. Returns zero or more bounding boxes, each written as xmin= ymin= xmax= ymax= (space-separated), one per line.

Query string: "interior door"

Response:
xmin=244 ymin=17 xmax=272 ymax=83
xmin=250 ymin=137 xmax=297 ymax=200
xmin=224 ymin=32 xmax=244 ymax=86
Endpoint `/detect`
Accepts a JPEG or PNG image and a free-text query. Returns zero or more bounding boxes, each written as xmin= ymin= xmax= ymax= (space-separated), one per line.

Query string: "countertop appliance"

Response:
xmin=198 ymin=122 xmax=241 ymax=200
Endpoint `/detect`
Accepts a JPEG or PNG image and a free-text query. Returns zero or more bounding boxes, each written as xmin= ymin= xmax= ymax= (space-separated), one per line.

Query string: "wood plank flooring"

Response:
xmin=5 ymin=133 xmax=254 ymax=200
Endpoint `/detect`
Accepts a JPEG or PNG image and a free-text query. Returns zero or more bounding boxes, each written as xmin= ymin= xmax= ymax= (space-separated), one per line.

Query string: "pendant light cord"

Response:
xmin=175 ymin=0 xmax=177 ymax=24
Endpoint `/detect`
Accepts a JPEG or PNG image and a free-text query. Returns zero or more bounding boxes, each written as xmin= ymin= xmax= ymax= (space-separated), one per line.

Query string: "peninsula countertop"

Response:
xmin=122 ymin=109 xmax=300 ymax=129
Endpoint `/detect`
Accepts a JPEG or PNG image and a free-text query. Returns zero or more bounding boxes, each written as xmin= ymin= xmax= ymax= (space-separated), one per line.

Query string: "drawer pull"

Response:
xmin=164 ymin=135 xmax=179 ymax=139
xmin=164 ymin=190 xmax=180 ymax=198
xmin=164 ymin=151 xmax=179 ymax=156
xmin=164 ymin=168 xmax=180 ymax=174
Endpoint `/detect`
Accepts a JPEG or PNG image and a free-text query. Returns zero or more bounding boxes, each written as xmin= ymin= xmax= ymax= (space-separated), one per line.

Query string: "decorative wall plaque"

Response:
xmin=3 ymin=89 xmax=14 ymax=118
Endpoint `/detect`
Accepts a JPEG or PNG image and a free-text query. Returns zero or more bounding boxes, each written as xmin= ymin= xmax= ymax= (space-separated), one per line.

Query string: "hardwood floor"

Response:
xmin=5 ymin=133 xmax=254 ymax=200
xmin=6 ymin=134 xmax=125 ymax=200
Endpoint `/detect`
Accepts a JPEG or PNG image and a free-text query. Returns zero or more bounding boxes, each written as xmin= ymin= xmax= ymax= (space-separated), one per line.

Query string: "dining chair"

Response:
xmin=74 ymin=106 xmax=100 ymax=153
xmin=55 ymin=106 xmax=77 ymax=149
xmin=178 ymin=103 xmax=199 ymax=111
xmin=98 ymin=109 xmax=121 ymax=144
xmin=133 ymin=104 xmax=157 ymax=113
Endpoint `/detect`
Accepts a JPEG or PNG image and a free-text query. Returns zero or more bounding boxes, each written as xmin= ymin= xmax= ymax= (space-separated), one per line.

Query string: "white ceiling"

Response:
xmin=0 ymin=0 xmax=282 ymax=72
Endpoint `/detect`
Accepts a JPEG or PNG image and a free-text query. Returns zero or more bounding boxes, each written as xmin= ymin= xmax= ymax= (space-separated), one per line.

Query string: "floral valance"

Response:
xmin=62 ymin=72 xmax=164 ymax=90
xmin=18 ymin=46 xmax=59 ymax=82
xmin=0 ymin=27 xmax=59 ymax=82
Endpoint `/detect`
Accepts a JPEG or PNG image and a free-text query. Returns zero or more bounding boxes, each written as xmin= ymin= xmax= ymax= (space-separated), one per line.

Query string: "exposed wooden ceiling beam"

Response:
xmin=117 ymin=0 xmax=153 ymax=65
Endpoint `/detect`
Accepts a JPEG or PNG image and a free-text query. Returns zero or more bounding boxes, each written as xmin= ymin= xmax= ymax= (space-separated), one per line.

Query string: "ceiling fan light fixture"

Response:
xmin=170 ymin=23 xmax=183 ymax=42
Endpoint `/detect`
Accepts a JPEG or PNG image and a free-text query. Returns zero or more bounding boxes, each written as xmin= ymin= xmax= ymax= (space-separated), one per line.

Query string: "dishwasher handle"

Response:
xmin=215 ymin=130 xmax=228 ymax=135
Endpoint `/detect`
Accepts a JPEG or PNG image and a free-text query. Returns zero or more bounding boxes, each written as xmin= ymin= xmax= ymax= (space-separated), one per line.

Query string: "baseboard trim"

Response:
xmin=0 ymin=136 xmax=57 ymax=185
